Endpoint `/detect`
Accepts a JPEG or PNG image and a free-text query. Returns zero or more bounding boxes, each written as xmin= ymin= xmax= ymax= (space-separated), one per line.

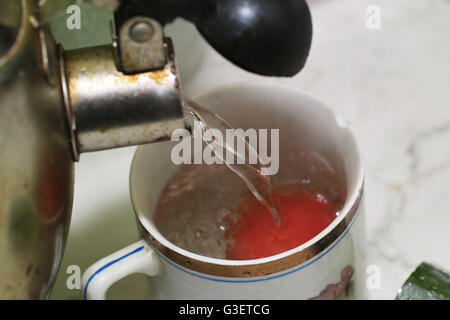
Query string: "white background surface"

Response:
xmin=50 ymin=0 xmax=450 ymax=299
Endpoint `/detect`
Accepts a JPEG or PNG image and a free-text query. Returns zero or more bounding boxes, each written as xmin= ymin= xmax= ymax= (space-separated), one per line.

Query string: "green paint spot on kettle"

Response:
xmin=8 ymin=196 xmax=35 ymax=248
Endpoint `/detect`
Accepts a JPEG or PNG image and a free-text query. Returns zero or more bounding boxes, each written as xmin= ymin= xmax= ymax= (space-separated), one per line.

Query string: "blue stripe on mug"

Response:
xmin=83 ymin=245 xmax=145 ymax=300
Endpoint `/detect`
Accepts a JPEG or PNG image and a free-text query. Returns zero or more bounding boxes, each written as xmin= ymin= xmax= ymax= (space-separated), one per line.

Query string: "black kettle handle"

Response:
xmin=115 ymin=0 xmax=312 ymax=77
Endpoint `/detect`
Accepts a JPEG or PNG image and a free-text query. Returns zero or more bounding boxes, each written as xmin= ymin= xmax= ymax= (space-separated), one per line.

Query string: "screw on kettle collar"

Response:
xmin=117 ymin=16 xmax=167 ymax=74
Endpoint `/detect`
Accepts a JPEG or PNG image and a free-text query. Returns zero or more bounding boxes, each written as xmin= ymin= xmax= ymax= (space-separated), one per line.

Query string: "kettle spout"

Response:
xmin=60 ymin=17 xmax=186 ymax=160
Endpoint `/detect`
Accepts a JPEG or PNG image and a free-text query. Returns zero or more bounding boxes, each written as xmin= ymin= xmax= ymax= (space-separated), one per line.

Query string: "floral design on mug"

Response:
xmin=310 ymin=265 xmax=354 ymax=300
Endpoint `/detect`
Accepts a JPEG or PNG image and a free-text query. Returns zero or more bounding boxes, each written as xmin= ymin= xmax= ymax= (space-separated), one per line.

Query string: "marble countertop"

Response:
xmin=50 ymin=0 xmax=450 ymax=299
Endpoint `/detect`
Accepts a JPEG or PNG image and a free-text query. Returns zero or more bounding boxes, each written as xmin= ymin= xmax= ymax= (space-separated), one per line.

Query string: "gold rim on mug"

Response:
xmin=129 ymin=83 xmax=364 ymax=279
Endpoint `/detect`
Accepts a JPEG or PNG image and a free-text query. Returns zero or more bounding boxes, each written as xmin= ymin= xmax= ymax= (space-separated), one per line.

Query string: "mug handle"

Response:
xmin=81 ymin=240 xmax=161 ymax=300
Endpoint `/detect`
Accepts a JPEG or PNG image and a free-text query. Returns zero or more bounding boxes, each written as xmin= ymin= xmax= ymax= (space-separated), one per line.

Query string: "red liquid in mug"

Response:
xmin=154 ymin=145 xmax=344 ymax=260
xmin=223 ymin=185 xmax=337 ymax=260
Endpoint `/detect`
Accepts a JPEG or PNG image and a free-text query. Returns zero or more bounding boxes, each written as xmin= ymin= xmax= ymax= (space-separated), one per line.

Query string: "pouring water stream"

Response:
xmin=182 ymin=98 xmax=280 ymax=224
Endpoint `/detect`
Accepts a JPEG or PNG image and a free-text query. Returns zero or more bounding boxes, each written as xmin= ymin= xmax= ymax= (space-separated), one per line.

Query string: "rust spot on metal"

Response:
xmin=99 ymin=125 xmax=109 ymax=133
xmin=117 ymin=69 xmax=169 ymax=85
xmin=120 ymin=73 xmax=140 ymax=84
xmin=147 ymin=69 xmax=169 ymax=85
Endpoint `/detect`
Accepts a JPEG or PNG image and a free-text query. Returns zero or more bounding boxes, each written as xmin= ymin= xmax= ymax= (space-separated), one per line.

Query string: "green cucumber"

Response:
xmin=396 ymin=262 xmax=450 ymax=300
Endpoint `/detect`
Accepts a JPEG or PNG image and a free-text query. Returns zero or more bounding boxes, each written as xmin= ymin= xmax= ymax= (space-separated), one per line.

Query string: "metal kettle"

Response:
xmin=0 ymin=0 xmax=312 ymax=299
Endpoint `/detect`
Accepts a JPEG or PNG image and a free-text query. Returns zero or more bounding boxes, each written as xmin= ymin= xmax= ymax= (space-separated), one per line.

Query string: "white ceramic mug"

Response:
xmin=82 ymin=82 xmax=366 ymax=300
